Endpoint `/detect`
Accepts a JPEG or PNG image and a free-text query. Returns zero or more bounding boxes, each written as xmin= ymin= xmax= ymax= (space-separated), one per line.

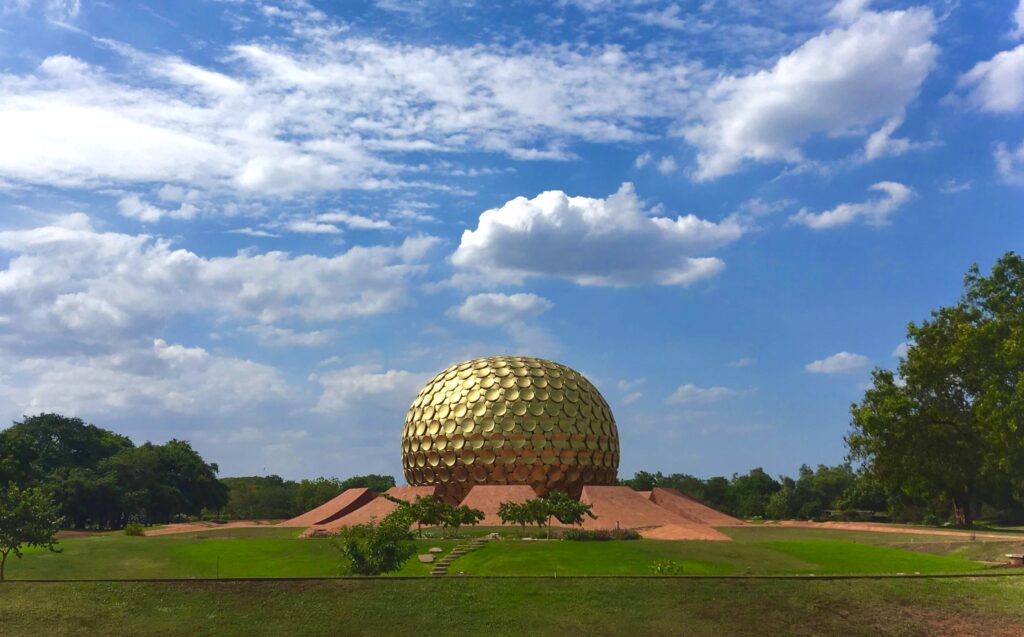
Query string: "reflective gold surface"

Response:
xmin=402 ymin=356 xmax=619 ymax=502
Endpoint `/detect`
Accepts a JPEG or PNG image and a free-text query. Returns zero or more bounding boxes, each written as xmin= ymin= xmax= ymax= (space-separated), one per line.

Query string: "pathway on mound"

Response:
xmin=767 ymin=520 xmax=1024 ymax=541
xmin=649 ymin=488 xmax=746 ymax=526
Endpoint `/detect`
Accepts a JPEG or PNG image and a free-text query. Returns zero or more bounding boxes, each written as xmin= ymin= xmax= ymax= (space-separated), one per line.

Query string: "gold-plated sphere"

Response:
xmin=402 ymin=356 xmax=619 ymax=502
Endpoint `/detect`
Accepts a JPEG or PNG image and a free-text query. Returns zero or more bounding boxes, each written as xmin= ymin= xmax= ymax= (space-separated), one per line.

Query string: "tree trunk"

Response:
xmin=1 ymin=549 xmax=8 ymax=581
xmin=951 ymin=496 xmax=973 ymax=528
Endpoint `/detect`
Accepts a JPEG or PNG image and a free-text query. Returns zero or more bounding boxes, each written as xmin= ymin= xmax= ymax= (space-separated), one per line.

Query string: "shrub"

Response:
xmin=557 ymin=528 xmax=640 ymax=541
xmin=649 ymin=559 xmax=683 ymax=575
xmin=330 ymin=508 xmax=416 ymax=575
xmin=123 ymin=523 xmax=144 ymax=536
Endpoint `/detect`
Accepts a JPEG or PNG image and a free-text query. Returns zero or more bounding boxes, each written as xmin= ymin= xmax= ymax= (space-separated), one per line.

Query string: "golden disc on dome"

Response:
xmin=519 ymin=387 xmax=535 ymax=401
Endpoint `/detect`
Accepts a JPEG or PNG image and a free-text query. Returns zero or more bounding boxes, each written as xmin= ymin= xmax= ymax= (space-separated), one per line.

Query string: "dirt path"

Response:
xmin=143 ymin=521 xmax=276 ymax=537
xmin=765 ymin=520 xmax=1024 ymax=540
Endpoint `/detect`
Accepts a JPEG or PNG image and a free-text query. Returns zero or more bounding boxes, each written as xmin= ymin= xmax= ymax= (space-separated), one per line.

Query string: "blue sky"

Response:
xmin=0 ymin=0 xmax=1021 ymax=481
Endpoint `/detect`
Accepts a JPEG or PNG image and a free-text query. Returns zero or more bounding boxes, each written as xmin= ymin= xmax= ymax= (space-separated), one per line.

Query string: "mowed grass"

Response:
xmin=2 ymin=578 xmax=1024 ymax=637
xmin=3 ymin=525 xmax=1004 ymax=580
xmin=7 ymin=528 xmax=461 ymax=579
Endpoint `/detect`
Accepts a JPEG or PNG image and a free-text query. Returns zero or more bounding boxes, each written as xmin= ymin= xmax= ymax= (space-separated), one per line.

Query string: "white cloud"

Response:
xmin=245 ymin=325 xmax=333 ymax=348
xmin=283 ymin=220 xmax=343 ymax=235
xmin=727 ymin=357 xmax=757 ymax=368
xmin=666 ymin=383 xmax=736 ymax=404
xmin=1 ymin=339 xmax=294 ymax=418
xmin=0 ymin=214 xmax=439 ymax=353
xmin=805 ymin=351 xmax=869 ymax=374
xmin=635 ymin=152 xmax=653 ymax=168
xmin=1013 ymin=0 xmax=1024 ymax=40
xmin=448 ymin=292 xmax=553 ymax=326
xmin=311 ymin=365 xmax=428 ymax=414
xmin=995 ymin=140 xmax=1024 ymax=184
xmin=862 ymin=116 xmax=935 ymax=161
xmin=316 ymin=211 xmax=394 ymax=230
xmin=0 ymin=33 xmax=698 ymax=199
xmin=451 ymin=183 xmax=744 ymax=287
xmin=683 ymin=5 xmax=937 ymax=179
xmin=956 ymin=45 xmax=1024 ymax=114
xmin=621 ymin=392 xmax=643 ymax=404
xmin=117 ymin=194 xmax=198 ymax=223
xmin=789 ymin=181 xmax=913 ymax=229
xmin=656 ymin=155 xmax=678 ymax=174
xmin=892 ymin=342 xmax=909 ymax=358
xmin=938 ymin=179 xmax=972 ymax=194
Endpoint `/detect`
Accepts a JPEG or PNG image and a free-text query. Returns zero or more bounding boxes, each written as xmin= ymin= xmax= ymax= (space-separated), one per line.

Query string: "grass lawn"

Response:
xmin=6 ymin=527 xmax=462 ymax=579
xmin=2 ymin=578 xmax=1023 ymax=636
xmin=4 ymin=524 xmax=1010 ymax=580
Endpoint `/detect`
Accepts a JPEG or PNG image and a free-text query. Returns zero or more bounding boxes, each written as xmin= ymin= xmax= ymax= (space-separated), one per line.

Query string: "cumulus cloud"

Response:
xmin=311 ymin=365 xmax=429 ymax=414
xmin=1 ymin=339 xmax=294 ymax=418
xmin=892 ymin=342 xmax=910 ymax=358
xmin=683 ymin=4 xmax=937 ymax=179
xmin=956 ymin=45 xmax=1024 ymax=114
xmin=117 ymin=194 xmax=198 ymax=223
xmin=448 ymin=293 xmax=553 ymax=326
xmin=995 ymin=140 xmax=1024 ymax=184
xmin=666 ymin=383 xmax=736 ymax=404
xmin=1013 ymin=0 xmax=1024 ymax=40
xmin=316 ymin=211 xmax=394 ymax=230
xmin=656 ymin=156 xmax=678 ymax=174
xmin=805 ymin=351 xmax=869 ymax=374
xmin=727 ymin=357 xmax=757 ymax=368
xmin=789 ymin=181 xmax=913 ymax=229
xmin=245 ymin=325 xmax=333 ymax=348
xmin=451 ymin=183 xmax=744 ymax=287
xmin=0 ymin=214 xmax=439 ymax=353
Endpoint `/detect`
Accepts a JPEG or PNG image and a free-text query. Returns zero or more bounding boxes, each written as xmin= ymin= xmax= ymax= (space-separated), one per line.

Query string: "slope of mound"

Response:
xmin=277 ymin=488 xmax=377 ymax=528
xmin=649 ymin=488 xmax=746 ymax=526
xmin=579 ymin=486 xmax=692 ymax=530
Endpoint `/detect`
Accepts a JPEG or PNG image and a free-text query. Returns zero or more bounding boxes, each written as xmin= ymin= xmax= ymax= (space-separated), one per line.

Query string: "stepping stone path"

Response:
xmin=429 ymin=536 xmax=491 ymax=576
xmin=428 ymin=547 xmax=443 ymax=553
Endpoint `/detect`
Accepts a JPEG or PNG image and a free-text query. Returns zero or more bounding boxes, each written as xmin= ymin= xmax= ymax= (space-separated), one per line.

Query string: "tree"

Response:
xmin=497 ymin=501 xmax=532 ymax=534
xmin=441 ymin=505 xmax=485 ymax=536
xmin=848 ymin=253 xmax=1024 ymax=526
xmin=546 ymin=491 xmax=597 ymax=528
xmin=0 ymin=484 xmax=64 ymax=580
xmin=330 ymin=507 xmax=416 ymax=575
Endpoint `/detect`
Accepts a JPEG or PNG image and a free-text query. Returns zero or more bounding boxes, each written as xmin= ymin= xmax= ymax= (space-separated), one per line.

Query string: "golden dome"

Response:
xmin=401 ymin=356 xmax=619 ymax=501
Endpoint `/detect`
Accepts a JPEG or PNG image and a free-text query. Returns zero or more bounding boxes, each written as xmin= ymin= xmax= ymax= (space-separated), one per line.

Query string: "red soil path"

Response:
xmin=766 ymin=520 xmax=1024 ymax=540
xmin=143 ymin=520 xmax=277 ymax=537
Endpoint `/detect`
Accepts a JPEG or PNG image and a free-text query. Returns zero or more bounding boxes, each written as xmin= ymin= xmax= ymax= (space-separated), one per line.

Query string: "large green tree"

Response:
xmin=848 ymin=252 xmax=1024 ymax=526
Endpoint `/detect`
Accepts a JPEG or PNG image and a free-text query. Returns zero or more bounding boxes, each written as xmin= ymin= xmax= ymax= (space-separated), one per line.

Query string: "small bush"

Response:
xmin=124 ymin=523 xmax=144 ymax=536
xmin=557 ymin=528 xmax=640 ymax=541
xmin=922 ymin=513 xmax=941 ymax=527
xmin=649 ymin=559 xmax=683 ymax=575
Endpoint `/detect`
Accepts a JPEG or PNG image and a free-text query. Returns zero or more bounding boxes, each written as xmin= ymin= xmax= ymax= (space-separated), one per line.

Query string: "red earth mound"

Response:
xmin=648 ymin=487 xmax=746 ymax=526
xmin=277 ymin=487 xmax=376 ymax=527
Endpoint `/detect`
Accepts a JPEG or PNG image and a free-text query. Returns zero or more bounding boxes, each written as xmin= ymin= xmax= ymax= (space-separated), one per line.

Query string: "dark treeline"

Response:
xmin=0 ymin=413 xmax=227 ymax=528
xmin=0 ymin=413 xmax=398 ymax=528
xmin=619 ymin=464 xmax=1024 ymax=525
xmin=214 ymin=474 xmax=396 ymax=520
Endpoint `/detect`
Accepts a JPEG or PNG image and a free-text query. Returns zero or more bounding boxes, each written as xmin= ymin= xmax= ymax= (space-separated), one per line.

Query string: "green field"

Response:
xmin=2 ymin=578 xmax=1024 ymax=636
xmin=3 ymin=525 xmax=1017 ymax=580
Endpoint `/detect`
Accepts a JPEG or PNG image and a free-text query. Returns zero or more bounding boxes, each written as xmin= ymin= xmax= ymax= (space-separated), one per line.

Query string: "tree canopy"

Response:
xmin=848 ymin=252 xmax=1024 ymax=526
xmin=0 ymin=483 xmax=63 ymax=580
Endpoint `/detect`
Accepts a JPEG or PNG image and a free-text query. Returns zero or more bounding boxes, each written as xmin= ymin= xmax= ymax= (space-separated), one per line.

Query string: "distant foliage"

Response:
xmin=330 ymin=508 xmax=416 ymax=575
xmin=0 ymin=413 xmax=227 ymax=528
xmin=648 ymin=560 xmax=683 ymax=575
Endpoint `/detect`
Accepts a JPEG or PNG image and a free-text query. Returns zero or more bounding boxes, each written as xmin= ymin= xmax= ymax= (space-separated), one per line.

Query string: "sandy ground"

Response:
xmin=143 ymin=520 xmax=277 ymax=536
xmin=765 ymin=520 xmax=1024 ymax=540
xmin=640 ymin=524 xmax=732 ymax=541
